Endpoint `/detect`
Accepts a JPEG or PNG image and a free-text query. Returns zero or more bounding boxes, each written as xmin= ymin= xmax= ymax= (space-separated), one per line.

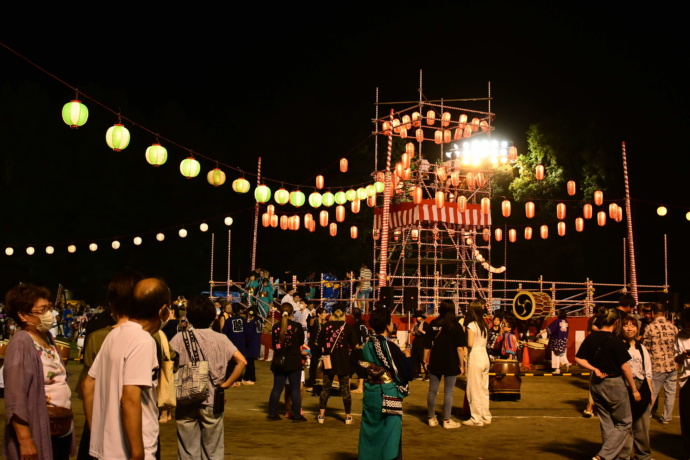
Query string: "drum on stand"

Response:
xmin=54 ymin=340 xmax=71 ymax=366
xmin=512 ymin=291 xmax=553 ymax=321
xmin=489 ymin=359 xmax=521 ymax=400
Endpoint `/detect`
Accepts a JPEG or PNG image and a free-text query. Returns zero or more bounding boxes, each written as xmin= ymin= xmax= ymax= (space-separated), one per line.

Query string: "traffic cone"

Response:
xmin=521 ymin=344 xmax=531 ymax=371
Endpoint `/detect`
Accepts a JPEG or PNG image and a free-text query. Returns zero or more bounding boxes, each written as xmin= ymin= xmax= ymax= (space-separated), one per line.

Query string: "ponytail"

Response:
xmin=280 ymin=303 xmax=293 ymax=342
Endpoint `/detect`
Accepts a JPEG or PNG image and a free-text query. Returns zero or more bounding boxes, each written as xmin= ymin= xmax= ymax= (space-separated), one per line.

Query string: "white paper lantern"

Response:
xmin=26 ymin=246 xmax=35 ymax=255
xmin=89 ymin=243 xmax=98 ymax=252
xmin=68 ymin=244 xmax=77 ymax=253
xmin=133 ymin=237 xmax=142 ymax=246
xmin=179 ymin=229 xmax=188 ymax=238
xmin=112 ymin=241 xmax=121 ymax=250
xmin=5 ymin=247 xmax=13 ymax=256
xmin=46 ymin=246 xmax=54 ymax=254
xmin=156 ymin=233 xmax=165 ymax=242
xmin=200 ymin=223 xmax=209 ymax=232
xmin=224 ymin=217 xmax=233 ymax=226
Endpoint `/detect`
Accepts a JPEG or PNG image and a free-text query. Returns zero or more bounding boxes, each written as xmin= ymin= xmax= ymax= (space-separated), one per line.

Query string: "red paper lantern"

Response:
xmin=399 ymin=127 xmax=408 ymax=138
xmin=367 ymin=195 xmax=376 ymax=207
xmin=351 ymin=199 xmax=361 ymax=213
xmin=304 ymin=213 xmax=313 ymax=228
xmin=567 ymin=180 xmax=576 ymax=196
xmin=270 ymin=214 xmax=278 ymax=228
xmin=405 ymin=142 xmax=415 ymax=156
xmin=401 ymin=153 xmax=410 ymax=169
xmin=535 ymin=165 xmax=545 ymax=181
xmin=454 ymin=127 xmax=463 ymax=140
xmin=415 ymin=128 xmax=424 ymax=143
xmin=471 ymin=118 xmax=480 ymax=132
xmin=583 ymin=204 xmax=593 ymax=219
xmin=395 ymin=162 xmax=404 ymax=177
xmin=291 ymin=215 xmax=301 ymax=231
xmin=267 ymin=204 xmax=275 ymax=216
xmin=402 ymin=115 xmax=411 ymax=129
xmin=329 ymin=223 xmax=337 ymax=237
xmin=381 ymin=121 xmax=391 ymax=135
xmin=525 ymin=202 xmax=535 ymax=218
xmin=594 ymin=190 xmax=603 ymax=206
xmin=350 ymin=226 xmax=358 ymax=239
xmin=316 ymin=175 xmax=324 ymax=189
xmin=609 ymin=203 xmax=618 ymax=219
xmin=557 ymin=203 xmax=566 ymax=220
xmin=319 ymin=210 xmax=329 ymax=227
xmin=336 ymin=205 xmax=345 ymax=222
xmin=463 ymin=125 xmax=472 ymax=138
xmin=434 ymin=130 xmax=443 ymax=144
xmin=495 ymin=228 xmax=503 ymax=242
xmin=524 ymin=227 xmax=533 ymax=240
xmin=280 ymin=215 xmax=289 ymax=230
xmin=441 ymin=112 xmax=451 ymax=127
xmin=411 ymin=112 xmax=421 ymax=127
xmin=509 ymin=229 xmax=517 ymax=243
xmin=575 ymin=217 xmax=584 ymax=232
xmin=309 ymin=220 xmax=316 ymax=232
xmin=443 ymin=129 xmax=451 ymax=144
xmin=540 ymin=225 xmax=548 ymax=239
xmin=262 ymin=213 xmax=270 ymax=227
xmin=413 ymin=186 xmax=423 ymax=204
xmin=558 ymin=221 xmax=566 ymax=236
xmin=392 ymin=118 xmax=401 ymax=134
xmin=614 ymin=205 xmax=623 ymax=222
xmin=597 ymin=211 xmax=606 ymax=226
xmin=508 ymin=146 xmax=517 ymax=162
xmin=458 ymin=114 xmax=467 ymax=129
xmin=457 ymin=196 xmax=467 ymax=212
xmin=340 ymin=158 xmax=348 ymax=173
xmin=426 ymin=110 xmax=436 ymax=125
xmin=481 ymin=197 xmax=491 ymax=215
xmin=402 ymin=168 xmax=411 ymax=181
xmin=435 ymin=191 xmax=445 ymax=208
xmin=502 ymin=200 xmax=511 ymax=217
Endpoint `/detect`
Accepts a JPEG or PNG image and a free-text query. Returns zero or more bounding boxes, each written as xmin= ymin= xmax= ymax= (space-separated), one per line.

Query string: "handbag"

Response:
xmin=323 ymin=325 xmax=345 ymax=370
xmin=175 ymin=330 xmax=210 ymax=405
xmin=213 ymin=385 xmax=226 ymax=414
xmin=630 ymin=343 xmax=652 ymax=418
xmin=157 ymin=331 xmax=176 ymax=408
xmin=381 ymin=394 xmax=403 ymax=415
xmin=47 ymin=405 xmax=73 ymax=437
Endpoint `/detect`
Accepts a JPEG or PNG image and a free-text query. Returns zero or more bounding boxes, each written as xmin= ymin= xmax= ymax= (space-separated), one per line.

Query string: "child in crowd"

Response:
xmin=499 ymin=316 xmax=518 ymax=360
xmin=487 ymin=312 xmax=504 ymax=361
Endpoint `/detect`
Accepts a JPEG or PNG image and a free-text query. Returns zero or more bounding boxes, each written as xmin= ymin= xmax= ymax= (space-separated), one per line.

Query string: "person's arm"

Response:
xmin=220 ymin=350 xmax=247 ymax=388
xmin=621 ymin=362 xmax=641 ymax=402
xmin=574 ymin=357 xmax=607 ymax=379
xmin=82 ymin=375 xmax=96 ymax=429
xmin=457 ymin=347 xmax=464 ymax=374
xmin=466 ymin=324 xmax=475 ymax=349
xmin=11 ymin=416 xmax=38 ymax=460
xmin=121 ymin=385 xmax=145 ymax=460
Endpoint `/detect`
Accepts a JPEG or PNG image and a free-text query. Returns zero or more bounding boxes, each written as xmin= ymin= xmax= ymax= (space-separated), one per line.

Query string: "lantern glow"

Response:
xmin=105 ymin=124 xmax=131 ymax=151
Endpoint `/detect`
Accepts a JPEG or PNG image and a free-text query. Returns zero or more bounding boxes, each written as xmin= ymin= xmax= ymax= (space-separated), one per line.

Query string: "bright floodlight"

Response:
xmin=446 ymin=139 xmax=515 ymax=167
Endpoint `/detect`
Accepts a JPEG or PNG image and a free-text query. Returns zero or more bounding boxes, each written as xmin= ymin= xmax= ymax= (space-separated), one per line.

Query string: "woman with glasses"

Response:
xmin=3 ymin=284 xmax=73 ymax=460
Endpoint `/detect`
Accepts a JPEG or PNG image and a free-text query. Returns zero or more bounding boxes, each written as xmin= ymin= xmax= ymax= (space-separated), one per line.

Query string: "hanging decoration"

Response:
xmin=46 ymin=246 xmax=54 ymax=254
xmin=232 ymin=178 xmax=251 ymax=194
xmin=481 ymin=197 xmax=490 ymax=215
xmin=68 ymin=244 xmax=77 ymax=252
xmin=62 ymin=99 xmax=89 ymax=128
xmin=367 ymin=195 xmax=376 ymax=207
xmin=340 ymin=158 xmax=348 ymax=173
xmin=112 ymin=241 xmax=120 ymax=249
xmin=509 ymin=229 xmax=517 ymax=243
xmin=557 ymin=203 xmax=566 ymax=220
xmin=575 ymin=217 xmax=584 ymax=232
xmin=105 ymin=123 xmax=131 ymax=151
xmin=26 ymin=246 xmax=35 ymax=255
xmin=316 ymin=175 xmax=324 ymax=189
xmin=335 ymin=191 xmax=347 ymax=205
xmin=308 ymin=192 xmax=323 ymax=208
xmin=657 ymin=206 xmax=667 ymax=216
xmin=304 ymin=213 xmax=313 ymax=228
xmin=207 ymin=167 xmax=226 ymax=186
xmin=525 ymin=201 xmax=535 ymax=218
xmin=413 ymin=186 xmax=423 ymax=205
xmin=583 ymin=203 xmax=593 ymax=219
xmin=346 ymin=189 xmax=358 ymax=201
xmin=558 ymin=222 xmax=566 ymax=236
xmin=540 ymin=225 xmax=548 ymax=239
xmin=597 ymin=211 xmax=606 ymax=226
xmin=524 ymin=227 xmax=533 ymax=240
xmin=322 ymin=191 xmax=335 ymax=207
xmin=494 ymin=228 xmax=503 ymax=242
xmin=319 ymin=210 xmax=329 ymax=227
xmin=502 ymin=200 xmax=511 ymax=217
xmin=458 ymin=196 xmax=467 ymax=213
xmin=329 ymin=222 xmax=337 ymax=236
xmin=180 ymin=157 xmax=201 ymax=178
xmin=567 ymin=180 xmax=576 ymax=196
xmin=274 ymin=187 xmax=289 ymax=204
xmin=254 ymin=184 xmax=271 ymax=203
xmin=374 ymin=181 xmax=385 ymax=193
xmin=351 ymin=199 xmax=361 ymax=213
xmin=608 ymin=203 xmax=618 ymax=219
xmin=411 ymin=228 xmax=419 ymax=241
xmin=145 ymin=143 xmax=168 ymax=166
xmin=350 ymin=226 xmax=358 ymax=239
xmin=594 ymin=190 xmax=604 ymax=206
xmin=435 ymin=191 xmax=445 ymax=209
xmin=336 ymin=205 xmax=345 ymax=222
xmin=482 ymin=228 xmax=491 ymax=241
xmin=289 ymin=190 xmax=305 ymax=207
xmin=270 ymin=214 xmax=278 ymax=228
xmin=357 ymin=187 xmax=368 ymax=201
xmin=156 ymin=233 xmax=165 ymax=242
xmin=179 ymin=229 xmax=188 ymax=237
xmin=261 ymin=213 xmax=270 ymax=227
xmin=199 ymin=223 xmax=209 ymax=232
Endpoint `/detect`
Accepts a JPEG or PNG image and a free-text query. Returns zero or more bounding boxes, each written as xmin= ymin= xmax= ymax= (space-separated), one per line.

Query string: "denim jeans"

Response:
xmin=427 ymin=374 xmax=457 ymax=420
xmin=269 ymin=369 xmax=301 ymax=417
xmin=652 ymin=370 xmax=677 ymax=422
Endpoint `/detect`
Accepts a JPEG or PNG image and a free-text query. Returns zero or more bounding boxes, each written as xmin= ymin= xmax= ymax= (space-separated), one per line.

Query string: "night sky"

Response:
xmin=1 ymin=4 xmax=688 ymax=305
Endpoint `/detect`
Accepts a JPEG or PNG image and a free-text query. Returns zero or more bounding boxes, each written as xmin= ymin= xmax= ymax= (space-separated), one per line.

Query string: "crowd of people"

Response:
xmin=1 ymin=274 xmax=689 ymax=460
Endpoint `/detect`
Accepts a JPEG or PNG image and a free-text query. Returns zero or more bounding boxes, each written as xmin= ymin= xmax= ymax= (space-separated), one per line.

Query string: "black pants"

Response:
xmin=244 ymin=357 xmax=256 ymax=382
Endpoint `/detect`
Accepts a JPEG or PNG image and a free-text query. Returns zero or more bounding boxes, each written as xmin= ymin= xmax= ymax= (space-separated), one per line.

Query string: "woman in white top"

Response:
xmin=621 ymin=315 xmax=654 ymax=460
xmin=463 ymin=299 xmax=491 ymax=426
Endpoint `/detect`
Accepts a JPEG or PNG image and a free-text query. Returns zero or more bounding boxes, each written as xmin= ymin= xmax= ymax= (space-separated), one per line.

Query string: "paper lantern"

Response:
xmin=309 ymin=192 xmax=323 ymax=208
xmin=62 ymin=100 xmax=89 ymax=128
xmin=458 ymin=196 xmax=467 ymax=213
xmin=395 ymin=162 xmax=404 ymax=178
xmin=46 ymin=246 xmax=54 ymax=254
xmin=583 ymin=203 xmax=593 ymax=219
xmin=687 ymin=211 xmax=690 ymax=221
xmin=111 ymin=241 xmax=120 ymax=250
xmin=262 ymin=213 xmax=270 ymax=227
xmin=402 ymin=115 xmax=411 ymax=129
xmin=364 ymin=185 xmax=375 ymax=197
xmin=351 ymin=199 xmax=361 ymax=213
xmin=557 ymin=203 xmax=566 ymax=220
xmin=270 ymin=214 xmax=278 ymax=228
xmin=466 ymin=172 xmax=476 ymax=189
xmin=436 ymin=166 xmax=447 ymax=182
xmin=426 ymin=110 xmax=436 ymax=125
xmin=609 ymin=203 xmax=618 ymax=219
xmin=357 ymin=187 xmax=368 ymax=201
xmin=334 ymin=191 xmax=347 ymax=205
xmin=525 ymin=202 xmax=535 ymax=218
xmin=155 ymin=233 xmax=164 ymax=242
xmin=399 ymin=127 xmax=408 ymax=138
xmin=336 ymin=205 xmax=345 ymax=222
xmin=567 ymin=180 xmax=576 ymax=196
xmin=509 ymin=229 xmax=517 ymax=243
xmin=291 ymin=216 xmax=301 ymax=231
xmin=145 ymin=143 xmax=167 ymax=166
xmin=340 ymin=158 xmax=348 ymax=173
xmin=381 ymin=121 xmax=391 ymax=135
xmin=411 ymin=112 xmax=421 ymax=127
xmin=597 ymin=211 xmax=607 ymax=226
xmin=329 ymin=223 xmax=338 ymax=237
xmin=575 ymin=217 xmax=584 ymax=232
xmin=322 ymin=191 xmax=335 ymax=207
xmin=200 ymin=223 xmax=209 ymax=232
xmin=290 ymin=190 xmax=305 ymax=207
xmin=400 ymin=152 xmax=411 ymax=170
xmin=350 ymin=226 xmax=358 ymax=239
xmin=373 ymin=230 xmax=380 ymax=241
xmin=406 ymin=142 xmax=415 ymax=156
xmin=481 ymin=197 xmax=490 ymax=215
xmin=502 ymin=200 xmax=511 ymax=217
xmin=454 ymin=127 xmax=463 ymax=141
xmin=476 ymin=172 xmax=487 ymax=188
xmin=304 ymin=213 xmax=313 ymax=228
xmin=439 ymin=112 xmax=450 ymax=127
xmin=450 ymin=171 xmax=460 ymax=187
xmin=435 ymin=191 xmax=445 ymax=208
xmin=594 ymin=190 xmax=604 ymax=206
xmin=558 ymin=221 xmax=566 ymax=236
xmin=179 ymin=228 xmax=188 ymax=237
xmin=232 ymin=178 xmax=251 ymax=194
xmin=614 ymin=205 xmax=623 ymax=222
xmin=524 ymin=227 xmax=533 ymax=240
xmin=535 ymin=165 xmax=545 ymax=180
xmin=495 ymin=228 xmax=503 ymax=242
xmin=434 ymin=131 xmax=443 ymax=145
xmin=280 ymin=215 xmax=289 ymax=230
xmin=540 ymin=225 xmax=548 ymax=239
xmin=254 ymin=185 xmax=271 ymax=203
xmin=26 ymin=246 xmax=35 ymax=255
xmin=374 ymin=181 xmax=385 ymax=194
xmin=319 ymin=210 xmax=329 ymax=227
xmin=413 ymin=186 xmax=423 ymax=204
xmin=657 ymin=206 xmax=667 ymax=216
xmin=415 ymin=128 xmax=424 ymax=142
xmin=443 ymin=130 xmax=451 ymax=144
xmin=402 ymin=168 xmax=411 ymax=181
xmin=392 ymin=118 xmax=401 ymax=133
xmin=346 ymin=189 xmax=357 ymax=202
xmin=316 ymin=175 xmax=324 ymax=190
xmin=367 ymin=195 xmax=376 ymax=207
xmin=5 ymin=247 xmax=13 ymax=256
xmin=411 ymin=229 xmax=419 ymax=241
xmin=308 ymin=220 xmax=316 ymax=232
xmin=105 ymin=124 xmax=130 ymax=151
xmin=471 ymin=118 xmax=480 ymax=132
xmin=393 ymin=229 xmax=401 ymax=241
xmin=207 ymin=168 xmax=226 ymax=186
xmin=266 ymin=205 xmax=275 ymax=216
xmin=482 ymin=228 xmax=491 ymax=241
xmin=274 ymin=188 xmax=289 ymax=204
xmin=87 ymin=242 xmax=98 ymax=252
xmin=508 ymin=146 xmax=518 ymax=162
xmin=225 ymin=216 xmax=233 ymax=226
xmin=180 ymin=157 xmax=201 ymax=178
xmin=463 ymin=125 xmax=472 ymax=138
xmin=68 ymin=244 xmax=77 ymax=252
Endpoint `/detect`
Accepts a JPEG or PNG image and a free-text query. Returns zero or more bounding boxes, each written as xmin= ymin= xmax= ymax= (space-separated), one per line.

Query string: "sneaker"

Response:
xmin=482 ymin=419 xmax=492 ymax=425
xmin=292 ymin=416 xmax=308 ymax=423
xmin=317 ymin=415 xmax=325 ymax=424
xmin=345 ymin=415 xmax=354 ymax=425
xmin=462 ymin=419 xmax=484 ymax=427
xmin=583 ymin=409 xmax=593 ymax=418
xmin=266 ymin=415 xmax=281 ymax=421
xmin=242 ymin=380 xmax=255 ymax=385
xmin=443 ymin=419 xmax=461 ymax=429
xmin=428 ymin=417 xmax=439 ymax=427
xmin=552 ymin=369 xmax=561 ymax=375
xmin=660 ymin=419 xmax=670 ymax=425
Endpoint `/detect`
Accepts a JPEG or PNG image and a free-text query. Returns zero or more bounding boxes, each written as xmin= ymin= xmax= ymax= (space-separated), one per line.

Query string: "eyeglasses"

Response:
xmin=31 ymin=304 xmax=52 ymax=315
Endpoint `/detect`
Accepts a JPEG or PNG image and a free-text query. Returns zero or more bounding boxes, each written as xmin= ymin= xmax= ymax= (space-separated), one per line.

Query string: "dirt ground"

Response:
xmin=1 ymin=359 xmax=684 ymax=459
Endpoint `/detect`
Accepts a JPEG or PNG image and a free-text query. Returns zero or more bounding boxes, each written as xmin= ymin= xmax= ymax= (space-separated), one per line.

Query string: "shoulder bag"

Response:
xmin=322 ymin=325 xmax=345 ymax=370
xmin=175 ymin=330 xmax=210 ymax=405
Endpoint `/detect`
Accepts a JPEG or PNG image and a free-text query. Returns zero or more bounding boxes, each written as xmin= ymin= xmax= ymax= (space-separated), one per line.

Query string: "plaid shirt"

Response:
xmin=643 ymin=316 xmax=679 ymax=373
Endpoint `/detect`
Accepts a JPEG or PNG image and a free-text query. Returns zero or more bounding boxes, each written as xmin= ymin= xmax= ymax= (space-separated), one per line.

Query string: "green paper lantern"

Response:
xmin=180 ymin=157 xmax=201 ymax=178
xmin=145 ymin=143 xmax=167 ymax=166
xmin=61 ymin=100 xmax=88 ymax=128
xmin=367 ymin=185 xmax=377 ymax=196
xmin=374 ymin=181 xmax=385 ymax=193
xmin=309 ymin=192 xmax=322 ymax=208
xmin=106 ymin=124 xmax=131 ymax=151
xmin=254 ymin=185 xmax=272 ymax=203
xmin=207 ymin=168 xmax=226 ymax=186
xmin=322 ymin=191 xmax=335 ymax=207
xmin=274 ymin=188 xmax=290 ymax=204
xmin=346 ymin=189 xmax=358 ymax=202
xmin=334 ymin=191 xmax=347 ymax=205
xmin=357 ymin=187 xmax=368 ymax=200
xmin=290 ymin=190 xmax=306 ymax=207
xmin=232 ymin=178 xmax=251 ymax=193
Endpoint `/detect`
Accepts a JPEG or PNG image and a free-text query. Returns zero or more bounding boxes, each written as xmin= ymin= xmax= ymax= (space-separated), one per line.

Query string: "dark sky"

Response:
xmin=1 ymin=4 xmax=688 ymax=304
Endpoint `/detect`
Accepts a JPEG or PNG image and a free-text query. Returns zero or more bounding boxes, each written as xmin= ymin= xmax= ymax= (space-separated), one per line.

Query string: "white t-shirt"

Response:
xmin=88 ymin=321 xmax=159 ymax=460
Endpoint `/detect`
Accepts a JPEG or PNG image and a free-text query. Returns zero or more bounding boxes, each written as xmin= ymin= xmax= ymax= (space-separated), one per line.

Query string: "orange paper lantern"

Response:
xmin=399 ymin=127 xmax=408 ymax=138
xmin=426 ymin=110 xmax=436 ymax=125
xmin=480 ymin=120 xmax=489 ymax=133
xmin=319 ymin=210 xmax=329 ymax=227
xmin=405 ymin=142 xmax=415 ymax=156
xmin=524 ymin=227 xmax=533 ymax=240
xmin=395 ymin=162 xmax=404 ymax=177
xmin=471 ymin=118 xmax=480 ymax=132
xmin=535 ymin=165 xmax=545 ymax=180
xmin=481 ymin=197 xmax=491 ymax=215
xmin=457 ymin=196 xmax=467 ymax=212
xmin=270 ymin=214 xmax=278 ymax=228
xmin=434 ymin=130 xmax=443 ymax=144
xmin=381 ymin=121 xmax=391 ymax=135
xmin=575 ymin=217 xmax=584 ymax=232
xmin=415 ymin=128 xmax=424 ymax=143
xmin=450 ymin=171 xmax=460 ymax=187
xmin=435 ymin=191 xmax=445 ymax=208
xmin=316 ymin=175 xmax=324 ymax=189
xmin=262 ymin=213 xmax=270 ymax=227
xmin=525 ymin=202 xmax=535 ymax=218
xmin=351 ymin=199 xmax=361 ymax=213
xmin=401 ymin=152 xmax=410 ymax=169
xmin=411 ymin=112 xmax=421 ymax=127
xmin=280 ymin=215 xmax=289 ymax=230
xmin=594 ymin=190 xmax=603 ymax=206
xmin=443 ymin=129 xmax=451 ymax=144
xmin=413 ymin=186 xmax=423 ymax=204
xmin=402 ymin=168 xmax=411 ymax=181
xmin=458 ymin=114 xmax=467 ymax=129
xmin=495 ymin=228 xmax=503 ymax=242
xmin=329 ymin=223 xmax=337 ymax=237
xmin=583 ymin=203 xmax=593 ymax=219
xmin=436 ymin=166 xmax=447 ymax=182
xmin=614 ymin=205 xmax=623 ymax=222
xmin=567 ymin=180 xmax=576 ymax=196
xmin=350 ymin=226 xmax=358 ymax=239
xmin=597 ymin=211 xmax=606 ymax=226
xmin=482 ymin=228 xmax=491 ymax=241
xmin=340 ymin=158 xmax=348 ymax=173
xmin=441 ymin=112 xmax=451 ymax=127
xmin=291 ymin=215 xmax=301 ymax=231
xmin=502 ymin=200 xmax=511 ymax=217
xmin=402 ymin=115 xmax=411 ymax=129
xmin=463 ymin=125 xmax=472 ymax=138
xmin=304 ymin=213 xmax=313 ymax=228
xmin=336 ymin=205 xmax=345 ymax=222
xmin=392 ymin=118 xmax=401 ymax=133
xmin=309 ymin=220 xmax=316 ymax=232
xmin=609 ymin=203 xmax=618 ymax=219
xmin=508 ymin=146 xmax=517 ymax=162
xmin=411 ymin=229 xmax=419 ymax=241
xmin=466 ymin=172 xmax=476 ymax=189
xmin=509 ymin=229 xmax=517 ymax=243
xmin=540 ymin=225 xmax=548 ymax=239
xmin=367 ymin=195 xmax=376 ymax=207
xmin=558 ymin=221 xmax=566 ymax=236
xmin=557 ymin=203 xmax=566 ymax=220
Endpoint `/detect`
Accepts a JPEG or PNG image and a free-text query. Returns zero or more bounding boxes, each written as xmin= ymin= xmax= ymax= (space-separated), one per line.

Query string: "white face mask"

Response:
xmin=32 ymin=310 xmax=54 ymax=332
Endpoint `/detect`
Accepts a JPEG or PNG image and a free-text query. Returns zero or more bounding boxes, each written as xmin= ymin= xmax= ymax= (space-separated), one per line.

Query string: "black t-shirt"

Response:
xmin=354 ymin=320 xmax=369 ymax=346
xmin=575 ymin=330 xmax=631 ymax=376
xmin=424 ymin=318 xmax=467 ymax=376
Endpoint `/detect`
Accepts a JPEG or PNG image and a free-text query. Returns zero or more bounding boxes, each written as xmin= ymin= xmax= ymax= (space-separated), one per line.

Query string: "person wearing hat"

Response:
xmin=410 ymin=310 xmax=428 ymax=380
